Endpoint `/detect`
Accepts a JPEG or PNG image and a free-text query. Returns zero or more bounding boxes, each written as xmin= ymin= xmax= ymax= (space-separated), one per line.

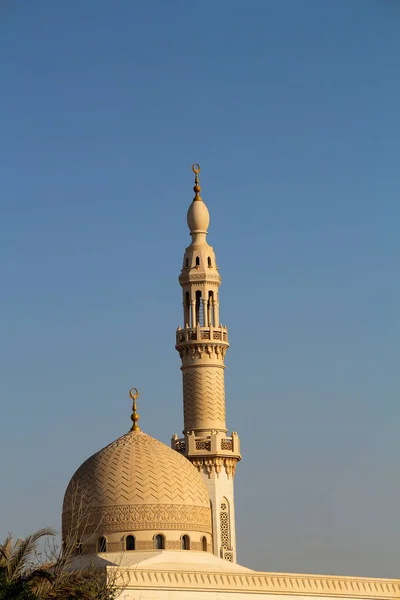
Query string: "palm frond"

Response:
xmin=23 ymin=567 xmax=54 ymax=584
xmin=0 ymin=534 xmax=13 ymax=567
xmin=9 ymin=527 xmax=55 ymax=583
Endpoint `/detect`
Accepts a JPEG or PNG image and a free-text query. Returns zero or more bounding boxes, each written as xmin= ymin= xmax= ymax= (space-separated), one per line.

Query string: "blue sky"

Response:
xmin=1 ymin=0 xmax=399 ymax=578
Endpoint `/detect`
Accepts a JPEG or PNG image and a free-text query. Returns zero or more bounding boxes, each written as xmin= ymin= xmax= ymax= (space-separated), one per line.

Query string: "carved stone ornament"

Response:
xmin=63 ymin=503 xmax=212 ymax=535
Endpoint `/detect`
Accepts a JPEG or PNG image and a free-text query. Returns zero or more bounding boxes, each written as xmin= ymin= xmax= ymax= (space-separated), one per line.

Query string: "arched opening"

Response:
xmin=185 ymin=257 xmax=189 ymax=268
xmin=195 ymin=290 xmax=204 ymax=326
xmin=154 ymin=534 xmax=165 ymax=550
xmin=181 ymin=535 xmax=190 ymax=550
xmin=126 ymin=535 xmax=135 ymax=551
xmin=185 ymin=291 xmax=190 ymax=326
xmin=208 ymin=257 xmax=212 ymax=268
xmin=98 ymin=536 xmax=107 ymax=553
xmin=208 ymin=291 xmax=214 ymax=326
xmin=202 ymin=536 xmax=207 ymax=552
xmin=195 ymin=256 xmax=200 ymax=266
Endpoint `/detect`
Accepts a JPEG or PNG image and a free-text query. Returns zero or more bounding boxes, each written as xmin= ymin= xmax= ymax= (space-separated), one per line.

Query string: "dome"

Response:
xmin=187 ymin=198 xmax=210 ymax=234
xmin=62 ymin=430 xmax=212 ymax=554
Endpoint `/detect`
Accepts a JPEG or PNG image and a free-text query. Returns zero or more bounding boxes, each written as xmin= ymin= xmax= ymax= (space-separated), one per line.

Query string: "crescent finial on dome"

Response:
xmin=129 ymin=388 xmax=140 ymax=432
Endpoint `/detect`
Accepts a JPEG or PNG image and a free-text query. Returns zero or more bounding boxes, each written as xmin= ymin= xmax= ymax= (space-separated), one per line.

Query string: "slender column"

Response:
xmin=214 ymin=301 xmax=220 ymax=327
xmin=202 ymin=298 xmax=208 ymax=326
xmin=190 ymin=300 xmax=196 ymax=328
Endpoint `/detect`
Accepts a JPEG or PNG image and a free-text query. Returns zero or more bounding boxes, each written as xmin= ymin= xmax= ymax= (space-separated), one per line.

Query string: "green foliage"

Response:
xmin=0 ymin=531 xmax=117 ymax=600
xmin=0 ymin=571 xmax=39 ymax=599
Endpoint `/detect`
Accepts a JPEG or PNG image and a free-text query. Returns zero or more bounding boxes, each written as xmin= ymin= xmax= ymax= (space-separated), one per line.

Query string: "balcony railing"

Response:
xmin=171 ymin=431 xmax=240 ymax=458
xmin=176 ymin=325 xmax=228 ymax=345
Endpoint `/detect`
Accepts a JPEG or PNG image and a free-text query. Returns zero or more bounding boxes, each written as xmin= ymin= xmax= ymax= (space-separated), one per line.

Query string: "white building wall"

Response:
xmin=121 ymin=592 xmax=385 ymax=600
xmin=202 ymin=468 xmax=237 ymax=562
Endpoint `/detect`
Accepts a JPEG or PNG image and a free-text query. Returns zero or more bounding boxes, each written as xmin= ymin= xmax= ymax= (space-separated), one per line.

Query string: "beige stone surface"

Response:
xmin=187 ymin=197 xmax=210 ymax=236
xmin=175 ymin=166 xmax=241 ymax=562
xmin=62 ymin=430 xmax=212 ymax=548
xmin=182 ymin=366 xmax=226 ymax=432
xmin=69 ymin=550 xmax=252 ymax=573
xmin=69 ymin=551 xmax=400 ymax=600
xmin=81 ymin=530 xmax=212 ymax=555
xmin=114 ymin=566 xmax=400 ymax=599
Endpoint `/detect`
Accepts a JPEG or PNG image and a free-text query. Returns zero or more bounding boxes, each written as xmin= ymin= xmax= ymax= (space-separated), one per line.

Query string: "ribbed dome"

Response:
xmin=62 ymin=430 xmax=212 ymax=548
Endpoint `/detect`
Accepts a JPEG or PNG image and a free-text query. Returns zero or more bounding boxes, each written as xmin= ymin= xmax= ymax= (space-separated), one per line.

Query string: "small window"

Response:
xmin=98 ymin=536 xmax=107 ymax=553
xmin=202 ymin=536 xmax=207 ymax=552
xmin=185 ymin=258 xmax=189 ymax=268
xmin=208 ymin=257 xmax=212 ymax=267
xmin=154 ymin=534 xmax=165 ymax=550
xmin=126 ymin=535 xmax=135 ymax=551
xmin=195 ymin=256 xmax=200 ymax=266
xmin=181 ymin=535 xmax=190 ymax=550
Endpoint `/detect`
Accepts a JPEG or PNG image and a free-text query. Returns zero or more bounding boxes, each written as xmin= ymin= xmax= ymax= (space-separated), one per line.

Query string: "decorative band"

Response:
xmin=63 ymin=503 xmax=212 ymax=535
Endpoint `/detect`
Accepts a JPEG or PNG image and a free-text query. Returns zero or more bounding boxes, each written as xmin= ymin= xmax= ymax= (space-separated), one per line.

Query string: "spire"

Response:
xmin=129 ymin=388 xmax=140 ymax=432
xmin=192 ymin=163 xmax=202 ymax=201
xmin=187 ymin=163 xmax=210 ymax=242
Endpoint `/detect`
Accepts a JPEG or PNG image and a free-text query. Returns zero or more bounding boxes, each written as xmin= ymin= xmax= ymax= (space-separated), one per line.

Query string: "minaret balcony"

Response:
xmin=171 ymin=431 xmax=241 ymax=460
xmin=176 ymin=325 xmax=228 ymax=346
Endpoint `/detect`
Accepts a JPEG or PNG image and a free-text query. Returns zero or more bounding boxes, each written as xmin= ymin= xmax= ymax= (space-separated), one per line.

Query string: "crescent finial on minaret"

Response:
xmin=187 ymin=164 xmax=209 ymax=238
xmin=129 ymin=388 xmax=141 ymax=432
xmin=192 ymin=163 xmax=202 ymax=201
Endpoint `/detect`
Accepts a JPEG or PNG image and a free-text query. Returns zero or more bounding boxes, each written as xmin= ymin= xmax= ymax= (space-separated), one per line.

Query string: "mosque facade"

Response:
xmin=62 ymin=166 xmax=400 ymax=599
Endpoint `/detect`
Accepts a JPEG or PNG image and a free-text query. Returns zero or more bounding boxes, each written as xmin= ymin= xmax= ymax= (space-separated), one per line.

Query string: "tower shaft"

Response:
xmin=172 ymin=165 xmax=241 ymax=563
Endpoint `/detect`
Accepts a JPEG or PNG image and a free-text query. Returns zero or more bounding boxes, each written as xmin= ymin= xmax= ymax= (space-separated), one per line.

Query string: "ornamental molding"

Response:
xmin=184 ymin=279 xmax=221 ymax=286
xmin=107 ymin=542 xmax=124 ymax=552
xmin=111 ymin=568 xmax=400 ymax=599
xmin=177 ymin=344 xmax=228 ymax=360
xmin=88 ymin=541 xmax=209 ymax=552
xmin=64 ymin=504 xmax=212 ymax=536
xmin=191 ymin=456 xmax=239 ymax=479
xmin=135 ymin=541 xmax=155 ymax=550
xmin=179 ymin=273 xmax=221 ymax=284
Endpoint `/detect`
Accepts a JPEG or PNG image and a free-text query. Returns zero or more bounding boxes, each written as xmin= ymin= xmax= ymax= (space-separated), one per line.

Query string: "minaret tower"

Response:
xmin=172 ymin=164 xmax=241 ymax=563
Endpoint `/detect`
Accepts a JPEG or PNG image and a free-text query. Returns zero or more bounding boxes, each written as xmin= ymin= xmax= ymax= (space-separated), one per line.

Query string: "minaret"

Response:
xmin=172 ymin=164 xmax=241 ymax=563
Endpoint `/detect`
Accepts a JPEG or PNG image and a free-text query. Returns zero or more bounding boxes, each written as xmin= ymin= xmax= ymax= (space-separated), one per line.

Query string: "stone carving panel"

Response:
xmin=64 ymin=503 xmax=212 ymax=536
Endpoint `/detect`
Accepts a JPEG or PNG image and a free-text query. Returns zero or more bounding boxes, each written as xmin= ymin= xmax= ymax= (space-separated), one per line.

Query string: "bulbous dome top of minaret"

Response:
xmin=187 ymin=197 xmax=210 ymax=233
xmin=187 ymin=163 xmax=210 ymax=234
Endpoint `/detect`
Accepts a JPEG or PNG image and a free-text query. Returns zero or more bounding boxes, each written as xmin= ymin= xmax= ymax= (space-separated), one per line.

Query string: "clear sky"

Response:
xmin=1 ymin=0 xmax=399 ymax=579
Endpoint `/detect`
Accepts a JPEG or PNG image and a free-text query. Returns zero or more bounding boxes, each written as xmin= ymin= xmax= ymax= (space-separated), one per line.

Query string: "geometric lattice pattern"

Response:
xmin=220 ymin=497 xmax=231 ymax=560
xmin=183 ymin=366 xmax=226 ymax=431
